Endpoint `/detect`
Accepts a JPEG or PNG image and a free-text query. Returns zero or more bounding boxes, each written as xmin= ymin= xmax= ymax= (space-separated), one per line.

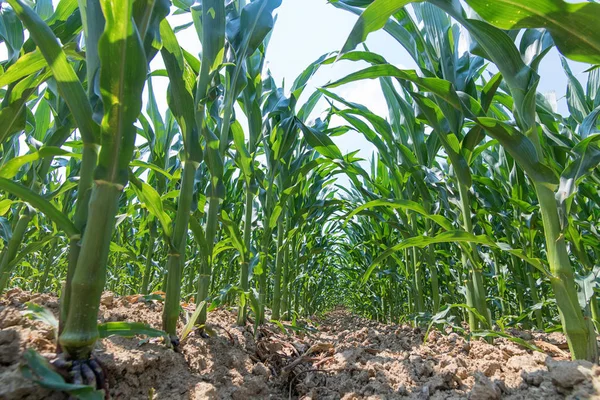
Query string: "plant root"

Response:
xmin=52 ymin=353 xmax=108 ymax=397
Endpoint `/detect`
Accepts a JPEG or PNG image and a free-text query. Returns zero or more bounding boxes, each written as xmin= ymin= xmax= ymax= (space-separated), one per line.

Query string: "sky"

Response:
xmin=160 ymin=0 xmax=592 ymax=170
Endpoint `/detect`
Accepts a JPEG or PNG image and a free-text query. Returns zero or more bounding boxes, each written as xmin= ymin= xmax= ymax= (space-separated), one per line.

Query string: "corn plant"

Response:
xmin=331 ymin=0 xmax=600 ymax=361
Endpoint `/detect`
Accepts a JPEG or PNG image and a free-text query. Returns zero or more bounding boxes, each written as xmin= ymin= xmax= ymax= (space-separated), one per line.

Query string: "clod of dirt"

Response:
xmin=469 ymin=372 xmax=501 ymax=400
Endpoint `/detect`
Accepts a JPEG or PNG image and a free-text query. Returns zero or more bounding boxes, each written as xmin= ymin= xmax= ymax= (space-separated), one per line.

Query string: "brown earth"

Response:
xmin=0 ymin=288 xmax=599 ymax=399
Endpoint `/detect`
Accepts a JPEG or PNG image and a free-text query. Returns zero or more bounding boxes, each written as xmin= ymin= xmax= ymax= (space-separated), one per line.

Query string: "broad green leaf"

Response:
xmin=339 ymin=0 xmax=421 ymax=55
xmin=222 ymin=211 xmax=246 ymax=262
xmin=0 ymin=7 xmax=24 ymax=62
xmin=345 ymin=199 xmax=455 ymax=231
xmin=0 ymin=199 xmax=13 ymax=216
xmin=7 ymin=0 xmax=99 ymax=144
xmin=129 ymin=174 xmax=173 ymax=237
xmin=363 ymin=230 xmax=549 ymax=283
xmin=575 ymin=266 xmax=600 ymax=309
xmin=0 ymin=70 xmax=52 ymax=144
xmin=465 ymin=0 xmax=600 ymax=64
xmin=197 ymin=0 xmax=225 ymax=72
xmin=108 ymin=242 xmax=137 ymax=259
xmin=561 ymin=57 xmax=591 ymax=124
xmin=326 ymin=64 xmax=461 ymax=107
xmin=297 ymin=120 xmax=344 ymax=160
xmin=471 ymin=331 xmax=542 ymax=352
xmin=0 ymin=178 xmax=78 ymax=237
xmin=134 ymin=0 xmax=170 ymax=61
xmin=231 ymin=120 xmax=252 ymax=179
xmin=159 ymin=19 xmax=201 ymax=162
xmin=97 ymin=321 xmax=167 ymax=339
xmin=327 ymin=63 xmax=558 ymax=188
xmin=474 ymin=117 xmax=559 ymax=188
xmin=0 ymin=44 xmax=83 ymax=88
xmin=0 ymin=147 xmax=77 ymax=180
xmin=228 ymin=0 xmax=281 ymax=59
xmin=6 ymin=236 xmax=55 ymax=270
xmin=557 ymin=134 xmax=600 ymax=219
xmin=130 ymin=160 xmax=174 ymax=181
xmin=189 ymin=215 xmax=209 ymax=262
xmin=580 ymin=106 xmax=600 ymax=138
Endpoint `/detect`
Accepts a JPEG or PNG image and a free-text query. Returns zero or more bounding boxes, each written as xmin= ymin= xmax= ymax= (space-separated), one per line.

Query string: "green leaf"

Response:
xmin=197 ymin=0 xmax=225 ymax=72
xmin=327 ymin=63 xmax=558 ymax=188
xmin=0 ymin=178 xmax=78 ymax=237
xmin=580 ymin=106 xmax=600 ymax=138
xmin=0 ymin=44 xmax=83 ymax=88
xmin=326 ymin=64 xmax=461 ymax=107
xmin=345 ymin=199 xmax=455 ymax=231
xmin=7 ymin=0 xmax=99 ymax=144
xmin=231 ymin=120 xmax=252 ymax=179
xmin=97 ymin=321 xmax=167 ymax=339
xmin=561 ymin=56 xmax=591 ymax=124
xmin=464 ymin=0 xmax=600 ymax=64
xmin=575 ymin=266 xmax=600 ymax=309
xmin=471 ymin=331 xmax=542 ymax=353
xmin=189 ymin=214 xmax=209 ymax=251
xmin=159 ymin=19 xmax=201 ymax=162
xmin=22 ymin=302 xmax=58 ymax=330
xmin=181 ymin=301 xmax=206 ymax=341
xmin=474 ymin=117 xmax=559 ymax=188
xmin=129 ymin=174 xmax=173 ymax=237
xmin=6 ymin=236 xmax=55 ymax=270
xmin=0 ymin=70 xmax=52 ymax=144
xmin=221 ymin=211 xmax=246 ymax=262
xmin=130 ymin=160 xmax=174 ymax=181
xmin=0 ymin=199 xmax=13 ymax=216
xmin=557 ymin=134 xmax=600 ymax=219
xmin=0 ymin=147 xmax=77 ymax=180
xmin=0 ymin=7 xmax=24 ymax=62
xmin=425 ymin=303 xmax=489 ymax=339
xmin=297 ymin=119 xmax=344 ymax=160
xmin=363 ymin=230 xmax=549 ymax=283
xmin=229 ymin=0 xmax=281 ymax=59
xmin=339 ymin=0 xmax=422 ymax=55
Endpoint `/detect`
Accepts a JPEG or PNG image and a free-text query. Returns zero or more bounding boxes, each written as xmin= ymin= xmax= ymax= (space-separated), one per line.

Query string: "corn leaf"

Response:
xmin=0 ymin=178 xmax=78 ymax=237
xmin=464 ymin=0 xmax=600 ymax=64
xmin=97 ymin=321 xmax=167 ymax=339
xmin=7 ymin=0 xmax=98 ymax=144
xmin=129 ymin=174 xmax=173 ymax=237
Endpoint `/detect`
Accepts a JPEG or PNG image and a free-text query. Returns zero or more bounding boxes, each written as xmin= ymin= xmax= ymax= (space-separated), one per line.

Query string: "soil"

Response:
xmin=1 ymin=289 xmax=599 ymax=400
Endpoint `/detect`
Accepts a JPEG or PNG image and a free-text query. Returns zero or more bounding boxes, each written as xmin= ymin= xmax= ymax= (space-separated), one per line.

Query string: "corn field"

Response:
xmin=0 ymin=0 xmax=600 ymax=396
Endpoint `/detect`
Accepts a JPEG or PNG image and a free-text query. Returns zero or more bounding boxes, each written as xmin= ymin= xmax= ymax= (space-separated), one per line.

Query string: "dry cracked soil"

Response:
xmin=1 ymin=288 xmax=599 ymax=399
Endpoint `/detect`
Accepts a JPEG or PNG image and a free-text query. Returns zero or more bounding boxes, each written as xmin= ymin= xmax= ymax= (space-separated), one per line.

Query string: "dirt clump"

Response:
xmin=1 ymin=290 xmax=599 ymax=399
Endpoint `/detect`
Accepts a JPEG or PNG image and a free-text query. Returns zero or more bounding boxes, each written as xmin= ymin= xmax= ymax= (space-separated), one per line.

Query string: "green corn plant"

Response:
xmin=0 ymin=0 xmax=168 ymax=360
xmin=59 ymin=0 xmax=168 ymax=360
xmin=331 ymin=0 xmax=600 ymax=361
xmin=195 ymin=0 xmax=282 ymax=327
xmin=159 ymin=6 xmax=216 ymax=339
xmin=234 ymin=29 xmax=271 ymax=325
